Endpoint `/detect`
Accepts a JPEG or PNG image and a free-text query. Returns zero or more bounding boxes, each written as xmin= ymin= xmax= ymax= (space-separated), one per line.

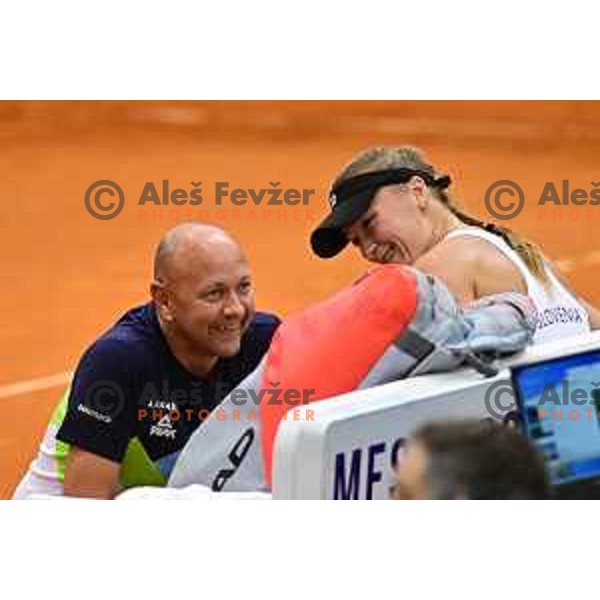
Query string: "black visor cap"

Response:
xmin=310 ymin=168 xmax=444 ymax=259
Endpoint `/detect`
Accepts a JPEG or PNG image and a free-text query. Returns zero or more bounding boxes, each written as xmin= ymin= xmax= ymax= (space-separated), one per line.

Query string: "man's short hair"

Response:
xmin=412 ymin=419 xmax=550 ymax=500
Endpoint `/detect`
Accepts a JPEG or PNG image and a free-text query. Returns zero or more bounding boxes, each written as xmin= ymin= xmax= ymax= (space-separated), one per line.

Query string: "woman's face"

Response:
xmin=344 ymin=177 xmax=434 ymax=265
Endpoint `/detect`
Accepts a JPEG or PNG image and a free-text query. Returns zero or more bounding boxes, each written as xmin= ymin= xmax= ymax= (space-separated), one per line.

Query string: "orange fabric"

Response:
xmin=260 ymin=265 xmax=419 ymax=484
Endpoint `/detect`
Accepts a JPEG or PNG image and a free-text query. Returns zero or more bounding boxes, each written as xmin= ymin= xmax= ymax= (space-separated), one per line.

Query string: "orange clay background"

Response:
xmin=2 ymin=100 xmax=600 ymax=498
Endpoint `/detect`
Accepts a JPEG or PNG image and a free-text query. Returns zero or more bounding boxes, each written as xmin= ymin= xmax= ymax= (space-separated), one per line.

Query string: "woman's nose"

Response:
xmin=354 ymin=232 xmax=377 ymax=261
xmin=350 ymin=229 xmax=374 ymax=260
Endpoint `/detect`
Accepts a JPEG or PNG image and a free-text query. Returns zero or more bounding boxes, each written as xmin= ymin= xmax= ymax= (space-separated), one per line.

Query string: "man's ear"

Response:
xmin=150 ymin=279 xmax=174 ymax=323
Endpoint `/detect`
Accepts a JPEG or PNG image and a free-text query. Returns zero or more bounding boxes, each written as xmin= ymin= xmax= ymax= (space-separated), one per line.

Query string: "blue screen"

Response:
xmin=512 ymin=349 xmax=600 ymax=485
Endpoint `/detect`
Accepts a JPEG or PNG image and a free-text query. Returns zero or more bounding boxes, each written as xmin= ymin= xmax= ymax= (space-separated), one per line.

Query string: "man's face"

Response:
xmin=344 ymin=178 xmax=431 ymax=265
xmin=166 ymin=244 xmax=255 ymax=359
xmin=391 ymin=440 xmax=430 ymax=500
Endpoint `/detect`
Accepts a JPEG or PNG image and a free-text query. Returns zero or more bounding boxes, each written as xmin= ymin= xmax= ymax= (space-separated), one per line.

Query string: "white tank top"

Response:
xmin=444 ymin=227 xmax=590 ymax=344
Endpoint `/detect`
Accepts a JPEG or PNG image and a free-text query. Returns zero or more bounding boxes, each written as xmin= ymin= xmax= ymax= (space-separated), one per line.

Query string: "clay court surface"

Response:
xmin=2 ymin=100 xmax=600 ymax=498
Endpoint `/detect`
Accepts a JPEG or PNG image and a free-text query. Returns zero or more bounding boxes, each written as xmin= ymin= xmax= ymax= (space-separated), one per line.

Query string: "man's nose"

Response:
xmin=223 ymin=291 xmax=246 ymax=319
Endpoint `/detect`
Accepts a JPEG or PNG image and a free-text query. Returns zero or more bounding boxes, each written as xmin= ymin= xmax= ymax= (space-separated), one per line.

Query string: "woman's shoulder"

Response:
xmin=418 ymin=233 xmax=481 ymax=271
xmin=414 ymin=236 xmax=479 ymax=303
xmin=416 ymin=231 xmax=527 ymax=301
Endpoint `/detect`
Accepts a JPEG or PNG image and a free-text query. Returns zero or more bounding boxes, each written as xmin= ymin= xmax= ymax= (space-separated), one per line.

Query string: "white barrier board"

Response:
xmin=272 ymin=332 xmax=600 ymax=499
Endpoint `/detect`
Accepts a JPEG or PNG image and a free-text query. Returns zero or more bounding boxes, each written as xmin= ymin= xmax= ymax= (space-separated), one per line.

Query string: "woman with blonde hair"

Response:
xmin=310 ymin=146 xmax=600 ymax=343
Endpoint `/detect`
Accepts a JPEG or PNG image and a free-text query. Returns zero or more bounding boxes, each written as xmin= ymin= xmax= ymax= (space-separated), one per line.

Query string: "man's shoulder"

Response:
xmin=249 ymin=311 xmax=281 ymax=332
xmin=223 ymin=311 xmax=280 ymax=376
xmin=243 ymin=311 xmax=281 ymax=345
xmin=80 ymin=303 xmax=163 ymax=369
